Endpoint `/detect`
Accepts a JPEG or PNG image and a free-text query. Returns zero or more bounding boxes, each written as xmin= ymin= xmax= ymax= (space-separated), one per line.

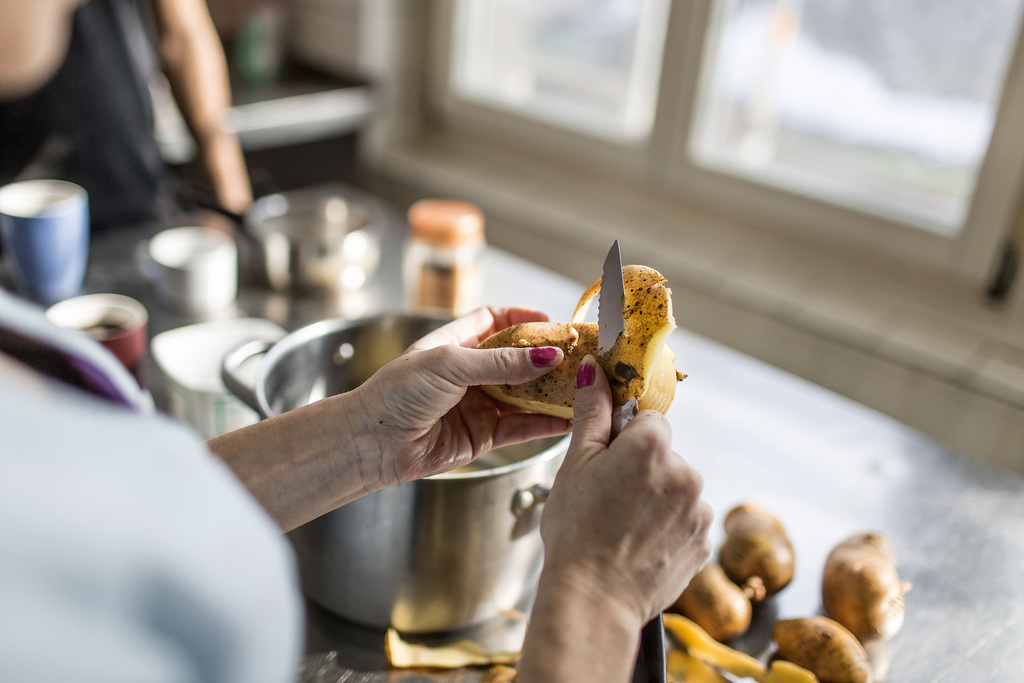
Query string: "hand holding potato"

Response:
xmin=210 ymin=306 xmax=572 ymax=531
xmin=358 ymin=306 xmax=574 ymax=485
xmin=517 ymin=354 xmax=713 ymax=683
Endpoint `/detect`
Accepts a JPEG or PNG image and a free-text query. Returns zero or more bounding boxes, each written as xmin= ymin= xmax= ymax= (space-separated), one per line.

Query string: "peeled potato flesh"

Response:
xmin=479 ymin=264 xmax=684 ymax=419
xmin=822 ymin=532 xmax=911 ymax=642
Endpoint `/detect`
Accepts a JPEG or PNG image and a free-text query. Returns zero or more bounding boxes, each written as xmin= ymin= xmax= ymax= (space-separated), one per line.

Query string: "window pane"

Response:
xmin=690 ymin=0 xmax=1024 ymax=235
xmin=451 ymin=0 xmax=671 ymax=142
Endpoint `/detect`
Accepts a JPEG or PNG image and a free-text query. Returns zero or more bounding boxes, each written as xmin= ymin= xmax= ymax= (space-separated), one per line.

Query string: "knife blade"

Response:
xmin=598 ymin=239 xmax=626 ymax=355
xmin=597 ymin=240 xmax=639 ymax=438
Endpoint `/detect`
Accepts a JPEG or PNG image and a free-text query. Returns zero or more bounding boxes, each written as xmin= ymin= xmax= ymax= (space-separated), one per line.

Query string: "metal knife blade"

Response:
xmin=597 ymin=240 xmax=639 ymax=438
xmin=598 ymin=239 xmax=626 ymax=355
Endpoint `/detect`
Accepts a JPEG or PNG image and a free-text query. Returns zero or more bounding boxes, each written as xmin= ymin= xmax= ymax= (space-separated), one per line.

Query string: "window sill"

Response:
xmin=361 ymin=133 xmax=1024 ymax=473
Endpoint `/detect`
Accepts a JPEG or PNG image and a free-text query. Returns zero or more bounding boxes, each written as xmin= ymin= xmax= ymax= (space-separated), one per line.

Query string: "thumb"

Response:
xmin=564 ymin=355 xmax=612 ymax=471
xmin=431 ymin=344 xmax=566 ymax=388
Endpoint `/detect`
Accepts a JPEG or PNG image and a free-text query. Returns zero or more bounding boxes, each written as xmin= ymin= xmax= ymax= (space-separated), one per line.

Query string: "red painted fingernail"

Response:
xmin=530 ymin=346 xmax=560 ymax=366
xmin=576 ymin=358 xmax=596 ymax=388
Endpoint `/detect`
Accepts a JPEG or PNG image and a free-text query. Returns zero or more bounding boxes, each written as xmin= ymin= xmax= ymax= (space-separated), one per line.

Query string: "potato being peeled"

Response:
xmin=478 ymin=264 xmax=685 ymax=419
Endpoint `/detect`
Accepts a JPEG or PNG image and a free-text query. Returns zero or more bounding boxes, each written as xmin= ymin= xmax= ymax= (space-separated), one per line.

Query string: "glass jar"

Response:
xmin=403 ymin=199 xmax=485 ymax=316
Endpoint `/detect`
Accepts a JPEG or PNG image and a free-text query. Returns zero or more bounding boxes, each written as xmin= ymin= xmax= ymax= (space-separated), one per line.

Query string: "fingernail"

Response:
xmin=530 ymin=346 xmax=561 ymax=367
xmin=576 ymin=357 xmax=596 ymax=388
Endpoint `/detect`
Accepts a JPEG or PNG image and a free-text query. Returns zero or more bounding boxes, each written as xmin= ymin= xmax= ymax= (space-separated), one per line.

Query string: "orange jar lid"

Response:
xmin=408 ymin=199 xmax=485 ymax=247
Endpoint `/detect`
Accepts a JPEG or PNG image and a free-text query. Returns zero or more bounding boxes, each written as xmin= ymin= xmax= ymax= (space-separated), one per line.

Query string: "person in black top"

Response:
xmin=0 ymin=0 xmax=251 ymax=231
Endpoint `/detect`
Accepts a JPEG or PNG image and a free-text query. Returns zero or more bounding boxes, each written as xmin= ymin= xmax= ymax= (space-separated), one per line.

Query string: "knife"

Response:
xmin=598 ymin=239 xmax=639 ymax=438
xmin=597 ymin=240 xmax=667 ymax=683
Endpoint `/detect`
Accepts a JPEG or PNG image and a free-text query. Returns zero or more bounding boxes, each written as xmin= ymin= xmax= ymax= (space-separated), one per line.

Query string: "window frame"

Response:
xmin=426 ymin=0 xmax=1024 ymax=290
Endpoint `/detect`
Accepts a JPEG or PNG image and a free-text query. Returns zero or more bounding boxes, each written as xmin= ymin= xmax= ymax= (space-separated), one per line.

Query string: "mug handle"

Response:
xmin=221 ymin=339 xmax=273 ymax=416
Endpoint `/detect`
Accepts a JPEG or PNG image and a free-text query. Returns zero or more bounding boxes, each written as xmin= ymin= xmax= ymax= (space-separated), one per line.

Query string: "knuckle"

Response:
xmin=494 ymin=346 xmax=522 ymax=374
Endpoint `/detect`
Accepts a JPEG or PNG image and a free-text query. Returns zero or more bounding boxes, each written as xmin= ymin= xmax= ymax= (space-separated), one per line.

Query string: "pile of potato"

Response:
xmin=666 ymin=503 xmax=911 ymax=683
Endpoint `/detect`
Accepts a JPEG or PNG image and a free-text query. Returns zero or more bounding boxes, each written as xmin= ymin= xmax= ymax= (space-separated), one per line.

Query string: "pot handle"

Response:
xmin=221 ymin=339 xmax=273 ymax=416
xmin=511 ymin=484 xmax=551 ymax=517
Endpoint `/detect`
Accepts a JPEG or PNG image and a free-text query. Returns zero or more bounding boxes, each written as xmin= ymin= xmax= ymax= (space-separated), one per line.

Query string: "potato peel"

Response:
xmin=666 ymin=648 xmax=732 ymax=683
xmin=385 ymin=628 xmax=520 ymax=669
xmin=663 ymin=614 xmax=820 ymax=683
xmin=663 ymin=614 xmax=767 ymax=681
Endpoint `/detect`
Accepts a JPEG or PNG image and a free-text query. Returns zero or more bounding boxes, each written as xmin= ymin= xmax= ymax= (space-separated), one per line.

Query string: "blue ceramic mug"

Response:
xmin=0 ymin=179 xmax=89 ymax=304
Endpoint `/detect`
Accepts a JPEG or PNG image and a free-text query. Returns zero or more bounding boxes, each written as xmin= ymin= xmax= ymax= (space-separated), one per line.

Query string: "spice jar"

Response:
xmin=403 ymin=199 xmax=485 ymax=316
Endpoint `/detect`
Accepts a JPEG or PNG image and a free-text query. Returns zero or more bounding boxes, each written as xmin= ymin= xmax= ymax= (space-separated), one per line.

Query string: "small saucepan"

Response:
xmin=209 ymin=183 xmax=385 ymax=294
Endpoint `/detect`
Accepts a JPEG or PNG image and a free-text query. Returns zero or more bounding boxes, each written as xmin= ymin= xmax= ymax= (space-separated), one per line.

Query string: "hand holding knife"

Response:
xmin=597 ymin=239 xmax=667 ymax=683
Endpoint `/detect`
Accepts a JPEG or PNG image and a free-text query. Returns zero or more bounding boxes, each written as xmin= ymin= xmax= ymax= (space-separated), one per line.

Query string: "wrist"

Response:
xmin=535 ymin=562 xmax=647 ymax=633
xmin=339 ymin=382 xmax=399 ymax=491
xmin=518 ymin=563 xmax=644 ymax=682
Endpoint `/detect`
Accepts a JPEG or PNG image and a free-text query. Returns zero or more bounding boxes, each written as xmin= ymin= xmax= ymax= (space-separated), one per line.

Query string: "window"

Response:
xmin=439 ymin=0 xmax=1024 ymax=286
xmin=451 ymin=0 xmax=670 ymax=142
xmin=690 ymin=0 xmax=1024 ymax=236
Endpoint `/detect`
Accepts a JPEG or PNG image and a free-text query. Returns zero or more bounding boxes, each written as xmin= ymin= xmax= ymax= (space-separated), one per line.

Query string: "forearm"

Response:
xmin=206 ymin=389 xmax=384 ymax=532
xmin=518 ymin=567 xmax=643 ymax=683
xmin=153 ymin=0 xmax=251 ymax=211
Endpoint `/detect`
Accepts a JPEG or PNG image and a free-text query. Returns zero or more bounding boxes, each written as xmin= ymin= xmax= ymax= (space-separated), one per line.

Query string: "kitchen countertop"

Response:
xmin=73 ymin=193 xmax=1024 ymax=682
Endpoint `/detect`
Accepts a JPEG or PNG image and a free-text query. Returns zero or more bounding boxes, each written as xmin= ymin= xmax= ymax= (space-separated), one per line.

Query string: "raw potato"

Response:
xmin=774 ymin=617 xmax=873 ymax=683
xmin=674 ymin=562 xmax=752 ymax=642
xmin=719 ymin=504 xmax=795 ymax=602
xmin=479 ymin=264 xmax=685 ymax=419
xmin=822 ymin=532 xmax=911 ymax=641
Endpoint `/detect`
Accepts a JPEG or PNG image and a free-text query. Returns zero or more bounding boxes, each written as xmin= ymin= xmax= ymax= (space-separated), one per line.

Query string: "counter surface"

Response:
xmin=80 ymin=201 xmax=1024 ymax=682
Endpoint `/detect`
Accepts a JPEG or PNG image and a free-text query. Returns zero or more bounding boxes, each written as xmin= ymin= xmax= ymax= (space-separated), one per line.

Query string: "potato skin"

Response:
xmin=673 ymin=562 xmax=752 ymax=643
xmin=822 ymin=532 xmax=909 ymax=641
xmin=719 ymin=504 xmax=795 ymax=602
xmin=478 ymin=322 xmax=593 ymax=420
xmin=774 ymin=617 xmax=873 ymax=683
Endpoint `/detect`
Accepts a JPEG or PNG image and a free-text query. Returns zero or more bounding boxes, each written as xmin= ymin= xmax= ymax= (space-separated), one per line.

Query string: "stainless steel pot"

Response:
xmin=223 ymin=313 xmax=568 ymax=633
xmin=243 ymin=183 xmax=384 ymax=293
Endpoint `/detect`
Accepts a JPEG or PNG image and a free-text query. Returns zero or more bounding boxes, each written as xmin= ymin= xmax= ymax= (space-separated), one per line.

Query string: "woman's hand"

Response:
xmin=356 ymin=306 xmax=573 ymax=486
xmin=518 ymin=354 xmax=713 ymax=683
xmin=544 ymin=354 xmax=713 ymax=622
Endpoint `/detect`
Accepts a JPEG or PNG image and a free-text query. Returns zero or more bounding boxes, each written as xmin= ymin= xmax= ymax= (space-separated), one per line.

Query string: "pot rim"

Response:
xmin=427 ymin=433 xmax=569 ymax=481
xmin=245 ymin=182 xmax=387 ymax=239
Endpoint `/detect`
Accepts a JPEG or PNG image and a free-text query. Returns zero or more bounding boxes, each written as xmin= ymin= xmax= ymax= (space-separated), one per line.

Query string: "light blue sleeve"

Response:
xmin=0 ymin=369 xmax=305 ymax=683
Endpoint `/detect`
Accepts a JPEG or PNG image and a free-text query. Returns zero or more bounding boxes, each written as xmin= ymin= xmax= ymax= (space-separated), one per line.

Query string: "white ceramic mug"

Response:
xmin=146 ymin=226 xmax=237 ymax=315
xmin=151 ymin=317 xmax=285 ymax=438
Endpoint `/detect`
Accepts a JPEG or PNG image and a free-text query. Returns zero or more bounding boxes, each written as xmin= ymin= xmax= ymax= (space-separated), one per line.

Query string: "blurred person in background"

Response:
xmin=0 ymin=0 xmax=251 ymax=231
